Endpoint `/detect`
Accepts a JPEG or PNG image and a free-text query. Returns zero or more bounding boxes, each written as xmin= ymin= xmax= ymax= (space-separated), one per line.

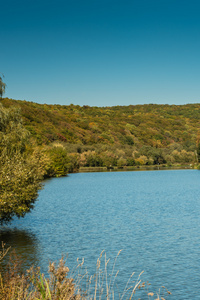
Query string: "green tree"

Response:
xmin=44 ymin=144 xmax=71 ymax=177
xmin=0 ymin=75 xmax=6 ymax=99
xmin=0 ymin=104 xmax=43 ymax=223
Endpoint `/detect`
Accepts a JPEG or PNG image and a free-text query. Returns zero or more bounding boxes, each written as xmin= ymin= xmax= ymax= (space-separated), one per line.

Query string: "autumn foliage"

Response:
xmin=1 ymin=98 xmax=199 ymax=171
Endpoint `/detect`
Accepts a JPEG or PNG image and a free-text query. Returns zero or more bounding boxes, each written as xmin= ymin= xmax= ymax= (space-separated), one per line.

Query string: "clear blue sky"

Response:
xmin=1 ymin=0 xmax=200 ymax=106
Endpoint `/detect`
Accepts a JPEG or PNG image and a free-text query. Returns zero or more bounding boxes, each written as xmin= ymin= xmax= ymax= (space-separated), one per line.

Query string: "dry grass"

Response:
xmin=0 ymin=243 xmax=77 ymax=300
xmin=0 ymin=244 xmax=171 ymax=300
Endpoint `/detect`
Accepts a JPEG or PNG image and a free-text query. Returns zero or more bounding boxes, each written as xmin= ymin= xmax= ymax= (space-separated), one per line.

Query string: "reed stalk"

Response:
xmin=0 ymin=244 xmax=171 ymax=300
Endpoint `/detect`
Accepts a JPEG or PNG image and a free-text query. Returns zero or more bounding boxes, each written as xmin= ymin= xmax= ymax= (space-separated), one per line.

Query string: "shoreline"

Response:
xmin=78 ymin=164 xmax=195 ymax=173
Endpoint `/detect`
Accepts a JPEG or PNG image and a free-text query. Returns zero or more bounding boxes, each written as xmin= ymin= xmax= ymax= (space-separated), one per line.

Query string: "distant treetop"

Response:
xmin=0 ymin=74 xmax=6 ymax=99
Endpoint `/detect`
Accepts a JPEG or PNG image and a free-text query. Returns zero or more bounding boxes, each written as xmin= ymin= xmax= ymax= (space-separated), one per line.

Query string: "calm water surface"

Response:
xmin=1 ymin=170 xmax=200 ymax=299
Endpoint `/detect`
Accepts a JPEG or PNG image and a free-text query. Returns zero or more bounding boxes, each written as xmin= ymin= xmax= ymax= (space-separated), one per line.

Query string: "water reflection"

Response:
xmin=0 ymin=228 xmax=40 ymax=271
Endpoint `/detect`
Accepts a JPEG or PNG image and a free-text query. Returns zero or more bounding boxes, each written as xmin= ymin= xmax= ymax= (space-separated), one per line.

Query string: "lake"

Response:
xmin=1 ymin=169 xmax=200 ymax=299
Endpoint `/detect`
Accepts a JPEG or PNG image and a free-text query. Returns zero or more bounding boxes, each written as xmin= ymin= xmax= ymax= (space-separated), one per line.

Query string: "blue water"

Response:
xmin=1 ymin=170 xmax=200 ymax=299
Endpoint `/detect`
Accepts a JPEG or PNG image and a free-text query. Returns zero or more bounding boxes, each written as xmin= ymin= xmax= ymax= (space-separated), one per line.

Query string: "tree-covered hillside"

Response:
xmin=1 ymin=98 xmax=200 ymax=170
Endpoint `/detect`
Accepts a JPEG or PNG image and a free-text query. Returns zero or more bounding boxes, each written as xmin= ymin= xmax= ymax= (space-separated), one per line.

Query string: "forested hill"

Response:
xmin=1 ymin=98 xmax=200 ymax=171
xmin=2 ymin=98 xmax=200 ymax=147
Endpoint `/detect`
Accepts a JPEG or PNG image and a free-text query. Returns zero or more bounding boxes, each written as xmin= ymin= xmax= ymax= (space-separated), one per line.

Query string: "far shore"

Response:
xmin=78 ymin=164 xmax=195 ymax=173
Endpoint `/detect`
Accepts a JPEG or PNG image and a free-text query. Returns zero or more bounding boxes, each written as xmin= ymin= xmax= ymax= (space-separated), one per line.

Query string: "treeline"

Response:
xmin=1 ymin=98 xmax=200 ymax=174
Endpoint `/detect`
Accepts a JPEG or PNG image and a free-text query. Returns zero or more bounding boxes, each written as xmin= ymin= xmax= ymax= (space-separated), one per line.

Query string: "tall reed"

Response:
xmin=0 ymin=244 xmax=171 ymax=300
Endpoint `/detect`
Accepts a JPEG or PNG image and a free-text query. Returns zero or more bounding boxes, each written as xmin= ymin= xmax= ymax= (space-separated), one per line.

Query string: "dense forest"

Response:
xmin=1 ymin=98 xmax=200 ymax=176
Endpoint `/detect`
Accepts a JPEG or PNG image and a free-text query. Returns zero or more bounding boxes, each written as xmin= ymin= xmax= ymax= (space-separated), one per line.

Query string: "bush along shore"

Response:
xmin=0 ymin=245 xmax=171 ymax=300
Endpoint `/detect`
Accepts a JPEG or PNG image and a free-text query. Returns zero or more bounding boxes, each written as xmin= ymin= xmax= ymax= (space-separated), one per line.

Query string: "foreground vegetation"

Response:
xmin=0 ymin=245 xmax=171 ymax=300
